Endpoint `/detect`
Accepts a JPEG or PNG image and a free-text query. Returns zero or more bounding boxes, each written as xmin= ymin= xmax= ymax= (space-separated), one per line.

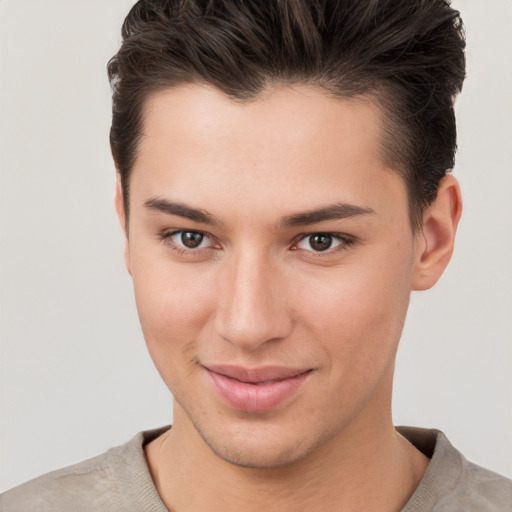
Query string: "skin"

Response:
xmin=115 ymin=84 xmax=462 ymax=511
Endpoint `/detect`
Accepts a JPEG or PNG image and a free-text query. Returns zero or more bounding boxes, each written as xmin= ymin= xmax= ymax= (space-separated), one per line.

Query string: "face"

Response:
xmin=122 ymin=84 xmax=422 ymax=468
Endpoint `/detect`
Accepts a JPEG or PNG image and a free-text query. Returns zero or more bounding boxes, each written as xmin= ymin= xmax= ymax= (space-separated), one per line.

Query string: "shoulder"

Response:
xmin=0 ymin=427 xmax=170 ymax=512
xmin=444 ymin=458 xmax=512 ymax=511
xmin=398 ymin=426 xmax=512 ymax=511
xmin=0 ymin=450 xmax=118 ymax=512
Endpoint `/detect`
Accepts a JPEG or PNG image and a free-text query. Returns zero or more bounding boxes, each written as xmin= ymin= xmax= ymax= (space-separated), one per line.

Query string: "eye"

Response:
xmin=295 ymin=233 xmax=347 ymax=253
xmin=166 ymin=230 xmax=212 ymax=250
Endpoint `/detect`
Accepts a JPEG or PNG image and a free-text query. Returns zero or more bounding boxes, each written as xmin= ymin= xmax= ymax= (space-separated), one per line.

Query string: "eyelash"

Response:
xmin=293 ymin=232 xmax=355 ymax=256
xmin=159 ymin=230 xmax=355 ymax=257
xmin=160 ymin=230 xmax=218 ymax=255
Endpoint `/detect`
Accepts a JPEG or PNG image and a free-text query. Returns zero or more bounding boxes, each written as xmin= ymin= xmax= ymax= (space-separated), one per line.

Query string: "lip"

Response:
xmin=204 ymin=365 xmax=312 ymax=412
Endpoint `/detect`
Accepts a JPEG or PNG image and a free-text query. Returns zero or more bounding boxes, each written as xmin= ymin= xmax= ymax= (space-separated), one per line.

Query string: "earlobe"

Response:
xmin=412 ymin=175 xmax=462 ymax=291
xmin=114 ymin=176 xmax=132 ymax=276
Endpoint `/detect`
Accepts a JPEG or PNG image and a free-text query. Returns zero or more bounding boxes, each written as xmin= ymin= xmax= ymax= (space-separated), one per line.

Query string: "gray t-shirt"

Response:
xmin=2 ymin=426 xmax=511 ymax=511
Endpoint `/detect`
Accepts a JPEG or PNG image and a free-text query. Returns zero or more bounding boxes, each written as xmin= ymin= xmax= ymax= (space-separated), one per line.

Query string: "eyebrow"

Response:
xmin=144 ymin=198 xmax=222 ymax=226
xmin=280 ymin=203 xmax=375 ymax=228
xmin=144 ymin=197 xmax=375 ymax=228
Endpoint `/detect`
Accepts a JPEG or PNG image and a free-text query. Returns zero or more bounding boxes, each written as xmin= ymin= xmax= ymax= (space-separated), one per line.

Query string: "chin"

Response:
xmin=205 ymin=433 xmax=313 ymax=469
xmin=191 ymin=413 xmax=332 ymax=469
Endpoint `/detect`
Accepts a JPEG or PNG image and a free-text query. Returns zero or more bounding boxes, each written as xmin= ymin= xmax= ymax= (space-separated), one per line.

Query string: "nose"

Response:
xmin=214 ymin=250 xmax=293 ymax=351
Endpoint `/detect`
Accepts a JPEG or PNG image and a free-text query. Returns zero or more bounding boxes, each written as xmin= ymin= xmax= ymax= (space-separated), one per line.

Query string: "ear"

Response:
xmin=114 ymin=175 xmax=132 ymax=276
xmin=412 ymin=175 xmax=462 ymax=291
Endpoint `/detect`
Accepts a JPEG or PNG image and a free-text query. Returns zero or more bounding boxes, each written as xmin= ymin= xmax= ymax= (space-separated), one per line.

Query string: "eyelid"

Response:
xmin=160 ymin=228 xmax=220 ymax=253
xmin=292 ymin=232 xmax=355 ymax=254
xmin=159 ymin=229 xmax=355 ymax=257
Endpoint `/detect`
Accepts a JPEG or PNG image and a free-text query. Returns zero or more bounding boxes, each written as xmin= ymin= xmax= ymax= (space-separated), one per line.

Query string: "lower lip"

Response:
xmin=206 ymin=370 xmax=310 ymax=413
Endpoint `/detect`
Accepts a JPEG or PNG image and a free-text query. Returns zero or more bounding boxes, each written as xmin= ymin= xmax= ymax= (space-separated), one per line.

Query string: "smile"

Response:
xmin=204 ymin=365 xmax=312 ymax=413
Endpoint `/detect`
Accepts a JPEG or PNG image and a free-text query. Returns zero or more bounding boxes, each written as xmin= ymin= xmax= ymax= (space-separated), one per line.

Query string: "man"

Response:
xmin=2 ymin=0 xmax=511 ymax=510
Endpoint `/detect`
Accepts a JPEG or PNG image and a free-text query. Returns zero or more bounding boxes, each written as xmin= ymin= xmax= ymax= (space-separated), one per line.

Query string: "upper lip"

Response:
xmin=204 ymin=364 xmax=311 ymax=383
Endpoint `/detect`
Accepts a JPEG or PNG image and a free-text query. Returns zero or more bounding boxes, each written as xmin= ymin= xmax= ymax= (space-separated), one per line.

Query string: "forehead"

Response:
xmin=131 ymin=84 xmax=407 ymax=224
xmin=140 ymin=84 xmax=384 ymax=165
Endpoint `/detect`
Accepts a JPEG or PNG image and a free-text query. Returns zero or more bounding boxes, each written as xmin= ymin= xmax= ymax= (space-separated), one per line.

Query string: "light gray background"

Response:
xmin=1 ymin=0 xmax=511 ymax=492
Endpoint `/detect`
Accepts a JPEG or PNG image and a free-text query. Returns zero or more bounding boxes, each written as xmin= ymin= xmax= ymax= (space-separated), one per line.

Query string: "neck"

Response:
xmin=146 ymin=390 xmax=429 ymax=512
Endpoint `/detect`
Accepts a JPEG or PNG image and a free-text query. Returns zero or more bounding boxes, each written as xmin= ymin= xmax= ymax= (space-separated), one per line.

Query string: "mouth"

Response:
xmin=204 ymin=365 xmax=312 ymax=413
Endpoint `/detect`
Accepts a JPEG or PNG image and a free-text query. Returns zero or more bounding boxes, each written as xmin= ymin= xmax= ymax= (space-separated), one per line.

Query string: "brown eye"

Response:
xmin=296 ymin=233 xmax=347 ymax=253
xmin=180 ymin=231 xmax=204 ymax=249
xmin=308 ymin=234 xmax=333 ymax=251
xmin=164 ymin=229 xmax=217 ymax=254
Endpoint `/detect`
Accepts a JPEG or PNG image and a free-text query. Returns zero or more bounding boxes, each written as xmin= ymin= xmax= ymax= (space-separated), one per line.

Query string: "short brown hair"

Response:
xmin=108 ymin=0 xmax=466 ymax=228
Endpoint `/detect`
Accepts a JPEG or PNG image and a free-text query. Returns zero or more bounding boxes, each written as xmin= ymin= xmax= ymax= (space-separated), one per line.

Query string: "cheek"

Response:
xmin=129 ymin=251 xmax=216 ymax=377
xmin=297 ymin=255 xmax=412 ymax=379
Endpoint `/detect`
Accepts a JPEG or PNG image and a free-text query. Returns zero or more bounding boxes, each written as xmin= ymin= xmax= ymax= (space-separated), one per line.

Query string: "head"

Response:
xmin=108 ymin=0 xmax=465 ymax=469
